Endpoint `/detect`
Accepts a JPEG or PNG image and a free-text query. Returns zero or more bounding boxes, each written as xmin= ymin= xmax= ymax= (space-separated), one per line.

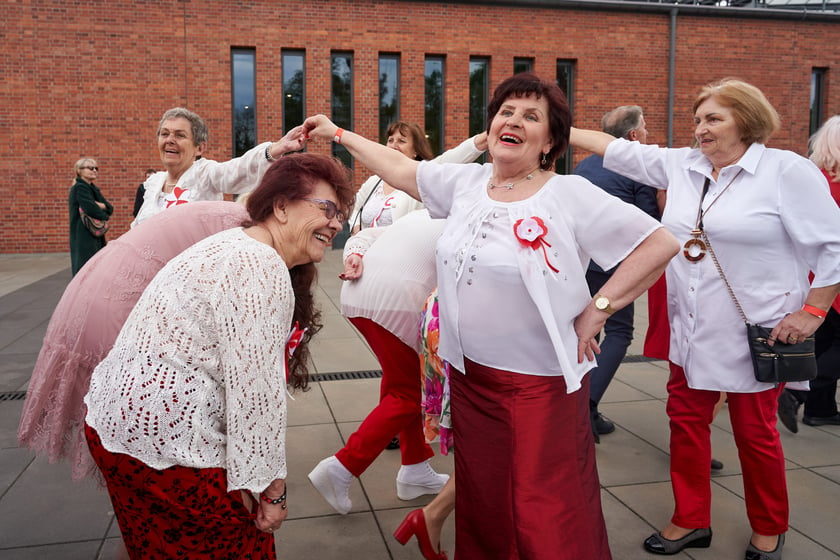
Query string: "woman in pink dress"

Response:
xmin=18 ymin=201 xmax=249 ymax=481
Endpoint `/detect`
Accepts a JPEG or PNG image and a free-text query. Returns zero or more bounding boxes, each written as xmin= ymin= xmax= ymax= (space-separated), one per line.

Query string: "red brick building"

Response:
xmin=3 ymin=0 xmax=838 ymax=253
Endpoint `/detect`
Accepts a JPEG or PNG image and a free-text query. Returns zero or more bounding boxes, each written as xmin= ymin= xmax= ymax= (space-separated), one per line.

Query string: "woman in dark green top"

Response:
xmin=69 ymin=158 xmax=113 ymax=275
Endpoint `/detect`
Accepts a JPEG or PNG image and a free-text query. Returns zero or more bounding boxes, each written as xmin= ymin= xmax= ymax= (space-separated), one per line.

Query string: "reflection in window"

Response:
xmin=331 ymin=52 xmax=353 ymax=168
xmin=810 ymin=68 xmax=826 ymax=137
xmin=282 ymin=50 xmax=305 ymax=136
xmin=555 ymin=60 xmax=575 ymax=174
xmin=425 ymin=56 xmax=445 ymax=155
xmin=469 ymin=57 xmax=489 ymax=164
xmin=513 ymin=57 xmax=534 ymax=75
xmin=379 ymin=54 xmax=400 ymax=144
xmin=231 ymin=49 xmax=256 ymax=157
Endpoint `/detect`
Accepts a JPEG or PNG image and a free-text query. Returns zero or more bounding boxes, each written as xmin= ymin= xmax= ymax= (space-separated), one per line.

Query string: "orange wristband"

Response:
xmin=333 ymin=128 xmax=344 ymax=144
xmin=802 ymin=304 xmax=827 ymax=319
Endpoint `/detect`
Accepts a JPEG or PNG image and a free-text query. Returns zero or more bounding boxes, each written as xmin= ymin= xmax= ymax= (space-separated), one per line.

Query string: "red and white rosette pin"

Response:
xmin=513 ymin=216 xmax=559 ymax=273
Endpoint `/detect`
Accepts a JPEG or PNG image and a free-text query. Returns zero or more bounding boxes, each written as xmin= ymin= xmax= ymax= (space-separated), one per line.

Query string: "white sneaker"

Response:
xmin=308 ymin=456 xmax=353 ymax=514
xmin=396 ymin=460 xmax=450 ymax=500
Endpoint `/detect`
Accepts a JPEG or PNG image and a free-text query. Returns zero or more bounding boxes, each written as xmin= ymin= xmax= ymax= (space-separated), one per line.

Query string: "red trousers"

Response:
xmin=666 ymin=363 xmax=788 ymax=535
xmin=336 ymin=318 xmax=434 ymax=476
xmin=450 ymin=358 xmax=611 ymax=560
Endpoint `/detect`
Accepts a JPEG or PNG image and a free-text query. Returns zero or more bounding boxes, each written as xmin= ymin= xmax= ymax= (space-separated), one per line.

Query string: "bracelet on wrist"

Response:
xmin=802 ymin=304 xmax=827 ymax=320
xmin=265 ymin=144 xmax=276 ymax=162
xmin=260 ymin=486 xmax=287 ymax=505
xmin=333 ymin=128 xmax=345 ymax=144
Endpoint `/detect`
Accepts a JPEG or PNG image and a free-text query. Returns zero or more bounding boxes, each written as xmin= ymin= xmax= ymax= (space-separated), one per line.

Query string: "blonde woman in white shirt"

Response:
xmin=304 ymin=73 xmax=679 ymax=560
xmin=572 ymin=79 xmax=840 ymax=560
xmin=84 ymin=154 xmax=354 ymax=559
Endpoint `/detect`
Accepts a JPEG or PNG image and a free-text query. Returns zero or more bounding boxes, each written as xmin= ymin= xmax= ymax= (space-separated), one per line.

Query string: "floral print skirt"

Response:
xmin=85 ymin=424 xmax=275 ymax=559
xmin=420 ymin=288 xmax=454 ymax=455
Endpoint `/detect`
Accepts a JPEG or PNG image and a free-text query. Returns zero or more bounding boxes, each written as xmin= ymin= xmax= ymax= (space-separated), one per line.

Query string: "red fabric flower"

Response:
xmin=513 ymin=217 xmax=559 ymax=273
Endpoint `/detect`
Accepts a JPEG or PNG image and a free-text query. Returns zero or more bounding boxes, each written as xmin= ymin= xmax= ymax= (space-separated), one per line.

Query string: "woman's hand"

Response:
xmin=339 ymin=253 xmax=363 ymax=280
xmin=573 ymin=305 xmax=606 ymax=363
xmin=768 ymin=310 xmax=823 ymax=346
xmin=269 ymin=125 xmax=309 ymax=158
xmin=253 ymin=480 xmax=288 ymax=533
xmin=95 ymin=201 xmax=106 ymax=210
xmin=302 ymin=115 xmax=339 ymax=142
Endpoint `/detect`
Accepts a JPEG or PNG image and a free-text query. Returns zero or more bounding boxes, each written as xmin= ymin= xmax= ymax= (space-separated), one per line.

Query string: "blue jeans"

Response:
xmin=586 ymin=267 xmax=634 ymax=407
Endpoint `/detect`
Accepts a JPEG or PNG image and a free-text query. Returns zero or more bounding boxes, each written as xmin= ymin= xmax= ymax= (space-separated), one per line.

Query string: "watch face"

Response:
xmin=596 ymin=297 xmax=609 ymax=310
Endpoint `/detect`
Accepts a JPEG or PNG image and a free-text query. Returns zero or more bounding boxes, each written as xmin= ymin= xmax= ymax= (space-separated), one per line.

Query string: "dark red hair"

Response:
xmin=486 ymin=73 xmax=571 ymax=170
xmin=243 ymin=153 xmax=353 ymax=391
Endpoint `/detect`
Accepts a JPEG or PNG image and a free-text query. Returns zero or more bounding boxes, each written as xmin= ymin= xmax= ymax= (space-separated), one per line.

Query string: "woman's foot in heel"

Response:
xmin=393 ymin=508 xmax=447 ymax=560
xmin=745 ymin=533 xmax=784 ymax=560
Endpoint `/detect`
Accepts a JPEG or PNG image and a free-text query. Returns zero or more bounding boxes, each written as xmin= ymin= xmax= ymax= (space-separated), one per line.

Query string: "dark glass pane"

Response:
xmin=469 ymin=58 xmax=488 ymax=164
xmin=425 ymin=57 xmax=444 ymax=155
xmin=379 ymin=55 xmax=399 ymax=144
xmin=555 ymin=60 xmax=575 ymax=175
xmin=232 ymin=49 xmax=256 ymax=157
xmin=331 ymin=53 xmax=353 ymax=168
xmin=810 ymin=69 xmax=825 ymax=137
xmin=513 ymin=58 xmax=533 ymax=75
xmin=282 ymin=51 xmax=305 ymax=135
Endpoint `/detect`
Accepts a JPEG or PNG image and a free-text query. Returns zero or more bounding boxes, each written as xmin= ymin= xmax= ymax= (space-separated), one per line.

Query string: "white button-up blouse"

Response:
xmin=605 ymin=139 xmax=840 ymax=392
xmin=417 ymin=161 xmax=661 ymax=393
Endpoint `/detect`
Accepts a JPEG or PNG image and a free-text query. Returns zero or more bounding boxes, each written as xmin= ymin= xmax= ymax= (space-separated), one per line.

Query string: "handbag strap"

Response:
xmin=700 ymin=228 xmax=749 ymax=324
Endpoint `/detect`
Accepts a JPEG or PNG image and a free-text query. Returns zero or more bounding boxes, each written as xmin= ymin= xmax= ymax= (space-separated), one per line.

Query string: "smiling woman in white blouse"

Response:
xmin=572 ymin=79 xmax=840 ymax=560
xmin=303 ymin=73 xmax=679 ymax=560
xmin=83 ymin=154 xmax=354 ymax=559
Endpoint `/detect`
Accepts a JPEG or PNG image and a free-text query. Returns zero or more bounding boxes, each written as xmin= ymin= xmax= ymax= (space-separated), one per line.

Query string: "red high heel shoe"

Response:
xmin=394 ymin=508 xmax=447 ymax=560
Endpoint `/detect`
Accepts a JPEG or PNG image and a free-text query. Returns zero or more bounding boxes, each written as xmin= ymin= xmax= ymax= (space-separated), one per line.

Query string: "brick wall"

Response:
xmin=2 ymin=0 xmax=837 ymax=253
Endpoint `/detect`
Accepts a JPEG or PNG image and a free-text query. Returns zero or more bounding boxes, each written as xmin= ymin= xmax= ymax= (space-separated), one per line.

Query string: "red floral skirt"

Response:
xmin=85 ymin=424 xmax=275 ymax=559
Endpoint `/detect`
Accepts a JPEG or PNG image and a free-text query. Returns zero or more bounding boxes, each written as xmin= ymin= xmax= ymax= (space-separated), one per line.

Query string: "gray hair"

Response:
xmin=156 ymin=107 xmax=209 ymax=146
xmin=73 ymin=157 xmax=97 ymax=178
xmin=601 ymin=105 xmax=644 ymax=140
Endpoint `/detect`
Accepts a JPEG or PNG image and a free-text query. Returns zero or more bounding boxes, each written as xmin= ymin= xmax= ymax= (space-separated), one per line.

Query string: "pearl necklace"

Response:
xmin=488 ymin=167 xmax=541 ymax=190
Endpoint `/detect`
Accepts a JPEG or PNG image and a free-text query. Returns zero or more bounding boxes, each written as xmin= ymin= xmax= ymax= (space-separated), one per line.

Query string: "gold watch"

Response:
xmin=593 ymin=294 xmax=615 ymax=315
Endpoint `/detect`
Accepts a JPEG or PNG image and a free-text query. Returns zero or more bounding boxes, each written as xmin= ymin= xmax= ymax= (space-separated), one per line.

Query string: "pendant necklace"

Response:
xmin=488 ymin=166 xmax=540 ymax=190
xmin=683 ymin=169 xmax=743 ymax=262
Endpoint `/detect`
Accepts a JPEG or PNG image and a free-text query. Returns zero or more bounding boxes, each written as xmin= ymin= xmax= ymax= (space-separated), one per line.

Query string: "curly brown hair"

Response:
xmin=243 ymin=153 xmax=354 ymax=390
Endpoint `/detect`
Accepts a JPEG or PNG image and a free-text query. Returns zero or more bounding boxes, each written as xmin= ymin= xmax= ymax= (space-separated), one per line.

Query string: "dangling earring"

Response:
xmin=541 ymin=152 xmax=548 ymax=167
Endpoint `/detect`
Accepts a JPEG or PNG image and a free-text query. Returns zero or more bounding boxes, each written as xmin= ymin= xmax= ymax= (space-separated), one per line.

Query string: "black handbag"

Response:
xmin=702 ymin=230 xmax=817 ymax=384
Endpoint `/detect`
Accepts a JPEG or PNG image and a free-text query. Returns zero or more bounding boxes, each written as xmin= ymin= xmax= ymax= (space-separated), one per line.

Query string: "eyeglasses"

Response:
xmin=302 ymin=198 xmax=345 ymax=222
xmin=82 ymin=166 xmax=99 ymax=171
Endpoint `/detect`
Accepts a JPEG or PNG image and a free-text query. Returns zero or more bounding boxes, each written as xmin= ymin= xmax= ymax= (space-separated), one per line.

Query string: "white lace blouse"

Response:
xmin=85 ymin=228 xmax=292 ymax=493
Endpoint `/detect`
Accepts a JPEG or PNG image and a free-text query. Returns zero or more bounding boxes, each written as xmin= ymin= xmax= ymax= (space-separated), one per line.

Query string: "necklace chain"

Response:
xmin=488 ymin=167 xmax=541 ymax=190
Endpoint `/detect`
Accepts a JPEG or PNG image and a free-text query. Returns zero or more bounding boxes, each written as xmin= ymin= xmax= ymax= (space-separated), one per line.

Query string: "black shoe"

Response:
xmin=643 ymin=527 xmax=712 ymax=555
xmin=710 ymin=458 xmax=724 ymax=471
xmin=777 ymin=389 xmax=800 ymax=434
xmin=802 ymin=413 xmax=840 ymax=427
xmin=745 ymin=533 xmax=784 ymax=560
xmin=386 ymin=436 xmax=400 ymax=450
xmin=592 ymin=412 xmax=615 ymax=435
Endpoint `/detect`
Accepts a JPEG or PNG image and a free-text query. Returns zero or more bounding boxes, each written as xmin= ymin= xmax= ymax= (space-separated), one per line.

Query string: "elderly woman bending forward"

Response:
xmin=84 ymin=154 xmax=354 ymax=559
xmin=572 ymin=79 xmax=840 ymax=560
xmin=304 ymin=73 xmax=679 ymax=560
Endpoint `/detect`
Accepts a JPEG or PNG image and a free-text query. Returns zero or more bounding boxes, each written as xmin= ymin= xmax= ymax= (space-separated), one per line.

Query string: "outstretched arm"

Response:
xmin=303 ymin=115 xmax=421 ymax=200
xmin=569 ymin=127 xmax=617 ymax=157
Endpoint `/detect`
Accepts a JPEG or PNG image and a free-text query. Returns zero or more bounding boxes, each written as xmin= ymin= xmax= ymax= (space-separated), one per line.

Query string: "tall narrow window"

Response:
xmin=469 ymin=57 xmax=489 ymax=163
xmin=555 ymin=60 xmax=576 ymax=174
xmin=331 ymin=52 xmax=354 ymax=168
xmin=282 ymin=50 xmax=305 ymax=136
xmin=513 ymin=57 xmax=534 ymax=75
xmin=379 ymin=54 xmax=400 ymax=144
xmin=425 ymin=56 xmax=445 ymax=155
xmin=810 ymin=68 xmax=826 ymax=137
xmin=231 ymin=49 xmax=256 ymax=157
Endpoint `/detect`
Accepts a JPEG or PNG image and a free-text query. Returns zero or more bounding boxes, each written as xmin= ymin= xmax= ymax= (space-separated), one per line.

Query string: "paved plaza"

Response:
xmin=0 ymin=251 xmax=838 ymax=559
